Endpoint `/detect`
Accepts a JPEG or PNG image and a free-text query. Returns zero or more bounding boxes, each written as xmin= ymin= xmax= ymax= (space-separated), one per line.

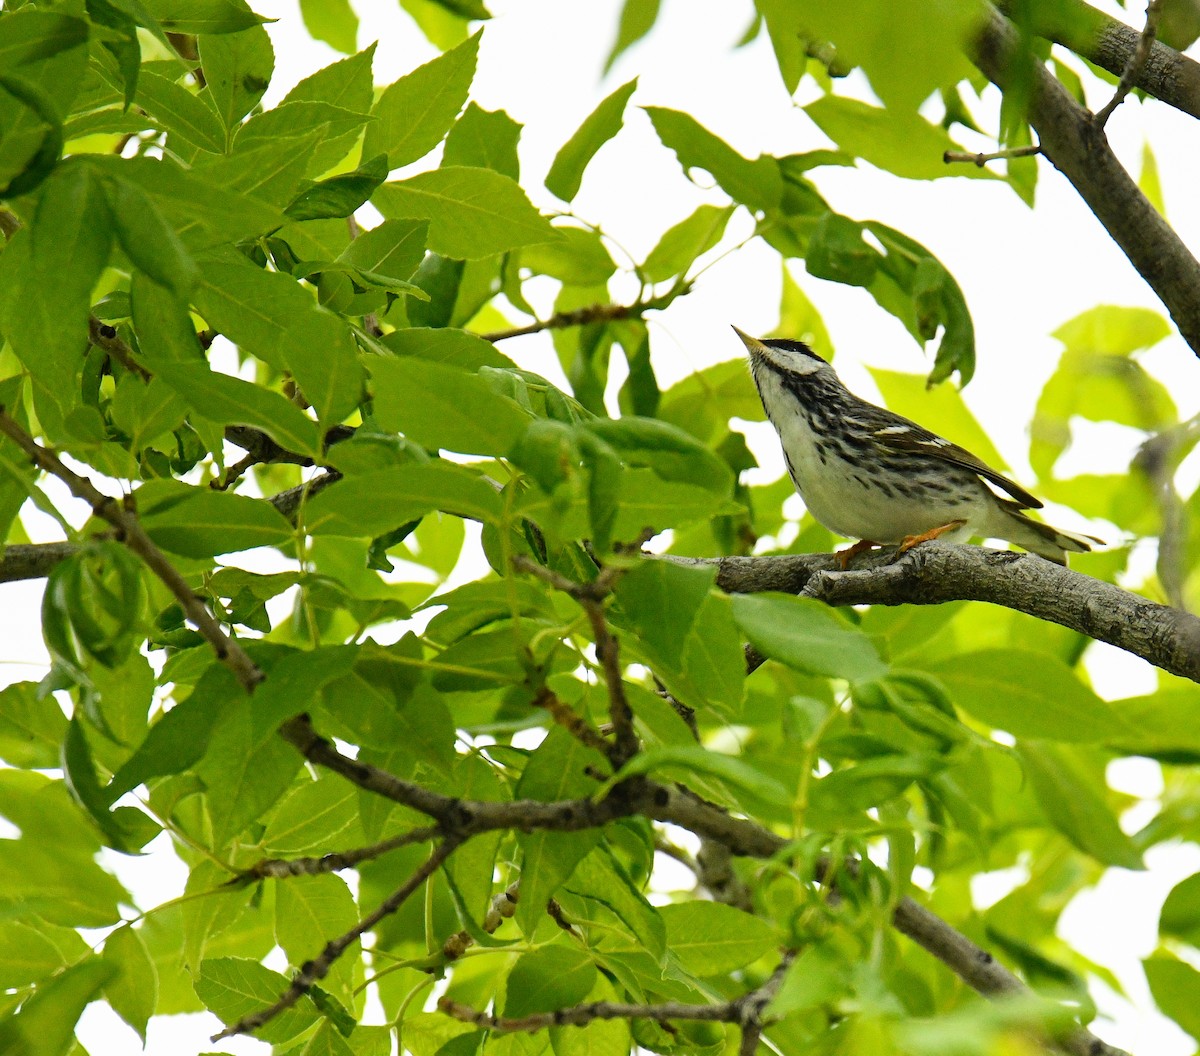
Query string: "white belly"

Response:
xmin=760 ymin=374 xmax=980 ymax=542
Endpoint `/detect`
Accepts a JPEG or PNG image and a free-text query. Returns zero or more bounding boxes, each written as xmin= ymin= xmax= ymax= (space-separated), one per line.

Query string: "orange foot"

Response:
xmin=897 ymin=519 xmax=968 ymax=555
xmin=836 ymin=539 xmax=880 ymax=570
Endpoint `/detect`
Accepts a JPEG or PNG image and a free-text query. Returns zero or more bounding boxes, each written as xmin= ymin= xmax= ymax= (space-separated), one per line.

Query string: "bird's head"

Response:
xmin=732 ymin=327 xmax=831 ymax=380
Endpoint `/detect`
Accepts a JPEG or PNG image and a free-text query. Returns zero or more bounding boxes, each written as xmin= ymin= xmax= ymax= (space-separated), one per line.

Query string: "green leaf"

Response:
xmin=641 ymin=203 xmax=732 ymax=283
xmin=0 ymin=921 xmax=74 ymax=989
xmin=286 ymin=153 xmax=388 ymax=221
xmin=94 ymin=155 xmax=285 ymax=249
xmin=199 ymin=22 xmax=274 ymax=139
xmin=363 ymin=31 xmax=479 ymax=168
xmin=191 ymin=250 xmax=364 ymax=427
xmin=545 ymin=78 xmax=636 ymax=202
xmin=101 ymin=169 xmax=200 ymax=295
xmin=514 ymin=729 xmax=609 ymax=935
xmin=646 ymin=106 xmax=782 ymax=211
xmin=805 ymin=96 xmax=997 ymax=182
xmin=1019 ymin=744 xmax=1143 ymax=869
xmin=520 ymin=226 xmax=616 ymax=286
xmin=153 ymin=362 xmax=322 ymax=458
xmin=141 ymin=489 xmax=294 ymax=557
xmin=1145 ymin=954 xmax=1200 ymax=1040
xmin=792 ymin=0 xmax=984 ymax=113
xmin=380 ymin=326 xmax=514 ymax=369
xmin=0 ymin=959 xmax=118 ymax=1056
xmin=598 ymin=746 xmax=789 ymax=807
xmin=443 ymin=102 xmax=521 ymax=179
xmin=102 ymin=926 xmax=158 ymax=1042
xmin=1161 ymin=872 xmax=1200 ymax=946
xmin=374 ymin=166 xmax=560 ymax=259
xmin=195 ymin=957 xmax=320 ymax=1044
xmin=276 ymin=874 xmax=359 ymax=997
xmin=730 ymin=592 xmax=888 ymax=684
xmin=140 ymin=0 xmax=267 ymax=34
xmin=281 ymin=43 xmax=377 ymax=172
xmin=134 ymin=70 xmax=227 ymax=154
xmin=603 ymin=0 xmax=660 ymax=72
xmin=660 ymin=901 xmax=776 ymax=975
xmin=341 ymin=219 xmax=428 ymax=281
xmin=0 ymin=12 xmax=88 ymax=73
xmin=505 ymin=946 xmax=596 ymax=1016
xmin=918 ymin=650 xmax=1130 ymax=742
xmin=0 ymin=682 xmax=67 ymax=769
xmin=805 ymin=212 xmax=878 ymax=287
xmin=370 ymin=357 xmax=532 ymax=456
xmin=304 ymin=463 xmax=503 ymax=535
xmin=0 ymin=162 xmax=110 ymax=401
xmin=299 ymin=0 xmax=360 ymax=53
xmin=62 ymin=718 xmax=148 ymax=853
xmin=1052 ymin=305 xmax=1171 ymax=357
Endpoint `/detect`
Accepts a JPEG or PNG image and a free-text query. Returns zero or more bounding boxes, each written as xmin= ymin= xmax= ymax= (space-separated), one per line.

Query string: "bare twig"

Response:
xmin=972 ymin=9 xmax=1200 ymax=357
xmin=943 ymin=144 xmax=1041 ymax=167
xmin=480 ymin=290 xmax=681 ymax=343
xmin=1094 ymin=0 xmax=1164 ymax=127
xmin=438 ymin=948 xmax=796 ymax=1047
xmin=0 ymin=410 xmax=264 ymax=692
xmin=213 ymin=839 xmax=459 ymax=1039
xmin=87 ymin=317 xmax=151 ymax=380
xmin=237 ymin=825 xmax=441 ymax=880
xmin=512 ymin=554 xmax=641 ymax=766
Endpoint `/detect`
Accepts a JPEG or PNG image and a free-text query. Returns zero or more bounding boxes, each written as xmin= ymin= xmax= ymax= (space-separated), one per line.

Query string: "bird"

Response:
xmin=733 ymin=327 xmax=1098 ymax=566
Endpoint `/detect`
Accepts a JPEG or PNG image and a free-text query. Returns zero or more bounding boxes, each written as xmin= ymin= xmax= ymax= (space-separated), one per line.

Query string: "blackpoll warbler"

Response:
xmin=736 ymin=328 xmax=1097 ymax=566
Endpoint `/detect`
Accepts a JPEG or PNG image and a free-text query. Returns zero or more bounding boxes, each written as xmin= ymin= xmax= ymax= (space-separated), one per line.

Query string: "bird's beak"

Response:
xmin=731 ymin=326 xmax=766 ymax=358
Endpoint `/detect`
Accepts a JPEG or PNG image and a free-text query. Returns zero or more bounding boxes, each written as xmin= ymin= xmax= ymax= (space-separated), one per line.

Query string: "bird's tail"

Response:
xmin=988 ymin=498 xmax=1100 ymax=565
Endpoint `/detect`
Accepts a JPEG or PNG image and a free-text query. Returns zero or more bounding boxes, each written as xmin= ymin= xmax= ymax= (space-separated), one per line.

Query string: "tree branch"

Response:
xmin=972 ymin=8 xmax=1200 ymax=357
xmin=213 ymin=839 xmax=459 ymax=1039
xmin=1094 ymin=0 xmax=1164 ymax=127
xmin=999 ymin=0 xmax=1200 ymax=120
xmin=479 ymin=289 xmax=682 ymax=343
xmin=437 ymin=948 xmax=797 ymax=1050
xmin=0 ymin=410 xmax=264 ymax=692
xmin=277 ymin=718 xmax=1126 ymax=1054
xmin=236 ymin=824 xmax=441 ymax=880
xmin=0 ymin=469 xmax=343 ymax=583
xmin=669 ymin=542 xmax=1200 ymax=684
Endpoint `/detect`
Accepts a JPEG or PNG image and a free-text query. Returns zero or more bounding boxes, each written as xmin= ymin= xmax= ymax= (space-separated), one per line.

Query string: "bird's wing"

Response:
xmin=871 ymin=421 xmax=1043 ymax=509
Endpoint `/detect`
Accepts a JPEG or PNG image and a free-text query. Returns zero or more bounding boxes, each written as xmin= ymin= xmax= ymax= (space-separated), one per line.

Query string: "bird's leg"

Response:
xmin=836 ymin=539 xmax=880 ymax=569
xmin=897 ymin=519 xmax=967 ymax=554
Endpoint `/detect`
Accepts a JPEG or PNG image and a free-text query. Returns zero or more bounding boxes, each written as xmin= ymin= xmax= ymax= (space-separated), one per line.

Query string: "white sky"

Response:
xmin=5 ymin=0 xmax=1193 ymax=1051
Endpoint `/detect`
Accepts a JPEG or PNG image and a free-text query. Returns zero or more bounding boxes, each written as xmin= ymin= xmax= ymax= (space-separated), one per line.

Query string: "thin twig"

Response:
xmin=236 ymin=825 xmax=441 ymax=880
xmin=512 ymin=553 xmax=641 ymax=766
xmin=0 ymin=410 xmax=264 ymax=692
xmin=480 ymin=290 xmax=681 ymax=343
xmin=1094 ymin=0 xmax=1164 ymax=127
xmin=213 ymin=838 xmax=460 ymax=1039
xmin=87 ymin=317 xmax=151 ymax=380
xmin=438 ymin=949 xmax=796 ymax=1039
xmin=943 ymin=144 xmax=1042 ymax=167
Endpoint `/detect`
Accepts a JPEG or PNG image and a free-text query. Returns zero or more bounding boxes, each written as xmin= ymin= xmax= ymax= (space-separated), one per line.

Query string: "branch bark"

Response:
xmin=0 ymin=410 xmax=264 ymax=692
xmin=279 ymin=713 xmax=1128 ymax=1056
xmin=999 ymin=0 xmax=1200 ymax=119
xmin=669 ymin=542 xmax=1200 ymax=684
xmin=972 ymin=9 xmax=1200 ymax=357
